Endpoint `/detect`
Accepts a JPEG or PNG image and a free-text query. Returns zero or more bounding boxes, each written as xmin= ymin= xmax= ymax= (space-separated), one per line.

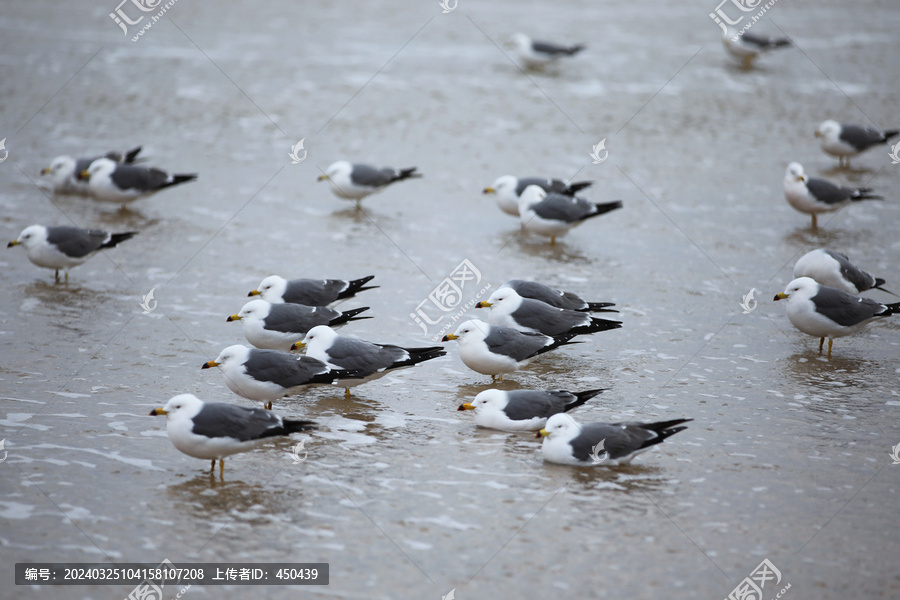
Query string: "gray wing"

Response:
xmin=530 ymin=193 xmax=595 ymax=222
xmin=191 ymin=402 xmax=281 ymax=441
xmin=503 ymin=390 xmax=572 ymax=421
xmin=323 ymin=336 xmax=404 ymax=374
xmin=263 ymin=304 xmax=339 ymax=334
xmin=823 ymin=250 xmax=876 ymax=293
xmin=282 ymin=279 xmax=347 ymax=306
xmin=511 ymin=298 xmax=589 ymax=335
xmin=45 ymin=226 xmax=109 ymax=258
xmin=531 ymin=40 xmax=581 ymax=56
xmin=515 ymin=177 xmax=554 ymax=196
xmin=482 ymin=326 xmax=551 ymax=361
xmin=839 ymin=124 xmax=888 ymax=151
xmin=109 ymin=165 xmax=171 ymax=191
xmin=243 ymin=349 xmax=332 ymax=387
xmin=805 ymin=178 xmax=852 ymax=205
xmin=811 ymin=286 xmax=887 ymax=327
xmin=75 ymin=157 xmax=97 ymax=174
xmin=568 ymin=423 xmax=655 ymax=462
xmin=349 ymin=164 xmax=398 ymax=188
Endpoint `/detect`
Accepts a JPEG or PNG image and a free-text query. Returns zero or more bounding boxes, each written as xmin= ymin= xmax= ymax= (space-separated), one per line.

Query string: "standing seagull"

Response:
xmin=441 ymin=319 xmax=581 ymax=381
xmin=783 ymin=162 xmax=881 ymax=230
xmin=292 ymin=325 xmax=446 ymax=396
xmin=538 ymin=413 xmax=692 ymax=466
xmin=518 ymin=185 xmax=622 ymax=244
xmin=8 ymin=224 xmax=137 ymax=281
xmin=79 ymin=157 xmax=197 ymax=205
xmin=721 ymin=28 xmax=791 ymax=69
xmin=503 ymin=279 xmax=616 ymax=313
xmin=508 ymin=33 xmax=585 ymax=70
xmin=248 ymin=274 xmax=377 ymax=306
xmin=483 ymin=175 xmax=594 ymax=217
xmin=815 ymin=120 xmax=899 ymax=168
xmin=458 ymin=388 xmax=605 ymax=432
xmin=774 ymin=277 xmax=900 ymax=357
xmin=476 ymin=287 xmax=622 ymax=337
xmin=317 ymin=161 xmax=421 ymax=207
xmin=793 ymin=249 xmax=893 ymax=295
xmin=40 ymin=146 xmax=142 ymax=195
xmin=150 ymin=393 xmax=316 ymax=478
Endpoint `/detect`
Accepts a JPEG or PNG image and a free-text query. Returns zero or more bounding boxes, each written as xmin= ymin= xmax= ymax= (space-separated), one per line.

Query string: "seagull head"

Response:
xmin=228 ymin=299 xmax=271 ymax=323
xmin=774 ymin=276 xmax=818 ymax=302
xmin=249 ymin=275 xmax=287 ymax=302
xmin=785 ymin=162 xmax=806 ymax=183
xmin=297 ymin=325 xmax=338 ymax=353
xmin=149 ymin=393 xmax=203 ymax=418
xmin=464 ymin=389 xmax=505 ymax=414
xmin=477 ymin=287 xmax=523 ymax=317
xmin=79 ymin=157 xmax=117 ymax=182
xmin=317 ymin=161 xmax=351 ymax=182
xmin=517 ymin=184 xmax=547 ymax=210
xmin=442 ymin=319 xmax=490 ymax=344
xmin=537 ymin=413 xmax=579 ymax=439
xmin=40 ymin=155 xmax=76 ymax=179
xmin=203 ymin=344 xmax=250 ymax=370
xmin=7 ymin=225 xmax=47 ymax=250
xmin=483 ymin=175 xmax=517 ymax=196
xmin=815 ymin=120 xmax=840 ymax=141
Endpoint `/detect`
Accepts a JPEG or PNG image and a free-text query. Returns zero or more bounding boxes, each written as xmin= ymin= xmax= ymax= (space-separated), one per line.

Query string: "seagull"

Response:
xmin=815 ymin=120 xmax=899 ymax=167
xmin=317 ymin=161 xmax=421 ymax=207
xmin=227 ymin=299 xmax=371 ymax=351
xmin=538 ymin=413 xmax=692 ymax=466
xmin=721 ymin=28 xmax=791 ymax=69
xmin=441 ymin=319 xmax=580 ymax=381
xmin=518 ymin=185 xmax=622 ymax=244
xmin=149 ymin=393 xmax=316 ymax=478
xmin=783 ymin=162 xmax=881 ymax=230
xmin=483 ymin=175 xmax=594 ymax=217
xmin=774 ymin=277 xmax=900 ymax=356
xmin=503 ymin=279 xmax=616 ymax=313
xmin=7 ymin=224 xmax=137 ymax=281
xmin=79 ymin=157 xmax=197 ymax=205
xmin=476 ymin=287 xmax=622 ymax=337
xmin=201 ymin=344 xmax=361 ymax=409
xmin=793 ymin=249 xmax=894 ymax=296
xmin=508 ymin=33 xmax=585 ymax=70
xmin=248 ymin=274 xmax=377 ymax=306
xmin=457 ymin=388 xmax=605 ymax=431
xmin=292 ymin=325 xmax=446 ymax=396
xmin=40 ymin=146 xmax=142 ymax=195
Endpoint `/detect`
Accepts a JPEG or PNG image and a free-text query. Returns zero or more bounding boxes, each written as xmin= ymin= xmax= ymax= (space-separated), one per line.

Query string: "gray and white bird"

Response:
xmin=518 ymin=185 xmax=622 ymax=244
xmin=815 ymin=120 xmax=899 ymax=168
xmin=503 ymin=279 xmax=616 ymax=313
xmin=508 ymin=33 xmax=585 ymax=70
xmin=7 ymin=224 xmax=137 ymax=281
xmin=476 ymin=287 xmax=622 ymax=337
xmin=249 ymin=274 xmax=377 ymax=306
xmin=150 ymin=393 xmax=316 ymax=477
xmin=793 ymin=249 xmax=893 ymax=295
xmin=227 ymin=299 xmax=371 ymax=351
xmin=317 ymin=161 xmax=421 ymax=207
xmin=441 ymin=319 xmax=580 ymax=381
xmin=201 ymin=344 xmax=361 ymax=409
xmin=483 ymin=175 xmax=594 ymax=217
xmin=538 ymin=413 xmax=692 ymax=466
xmin=457 ymin=388 xmax=605 ymax=431
xmin=79 ymin=157 xmax=197 ymax=205
xmin=774 ymin=277 xmax=900 ymax=356
xmin=783 ymin=162 xmax=881 ymax=230
xmin=292 ymin=325 xmax=446 ymax=396
xmin=40 ymin=146 xmax=142 ymax=195
xmin=721 ymin=28 xmax=791 ymax=69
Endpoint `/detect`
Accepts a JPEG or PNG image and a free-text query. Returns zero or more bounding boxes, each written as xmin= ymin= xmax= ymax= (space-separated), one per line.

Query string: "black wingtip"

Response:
xmin=124 ymin=146 xmax=142 ymax=163
xmin=103 ymin=231 xmax=139 ymax=248
xmin=330 ymin=306 xmax=372 ymax=325
xmin=283 ymin=419 xmax=318 ymax=433
xmin=564 ymin=181 xmax=594 ymax=195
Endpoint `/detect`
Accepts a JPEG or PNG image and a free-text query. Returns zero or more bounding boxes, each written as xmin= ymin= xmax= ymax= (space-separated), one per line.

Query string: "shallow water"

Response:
xmin=1 ymin=0 xmax=899 ymax=598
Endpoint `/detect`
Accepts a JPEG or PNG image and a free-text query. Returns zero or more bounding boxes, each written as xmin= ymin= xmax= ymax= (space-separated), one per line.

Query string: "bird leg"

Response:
xmin=818 ymin=337 xmax=825 ymax=352
xmin=209 ymin=459 xmax=215 ymax=473
xmin=265 ymin=401 xmax=272 ymax=410
xmin=811 ymin=214 xmax=818 ymax=231
xmin=54 ymin=269 xmax=60 ymax=282
xmin=827 ymin=338 xmax=833 ymax=357
xmin=219 ymin=459 xmax=225 ymax=479
xmin=344 ymin=388 xmax=351 ymax=398
xmin=550 ymin=236 xmax=556 ymax=245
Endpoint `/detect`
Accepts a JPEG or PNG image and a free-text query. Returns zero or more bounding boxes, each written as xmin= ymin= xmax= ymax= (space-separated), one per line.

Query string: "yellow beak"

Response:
xmin=201 ymin=360 xmax=219 ymax=369
xmin=226 ymin=314 xmax=241 ymax=322
xmin=459 ymin=403 xmax=474 ymax=411
xmin=291 ymin=341 xmax=305 ymax=351
xmin=538 ymin=429 xmax=550 ymax=437
xmin=774 ymin=292 xmax=788 ymax=301
xmin=441 ymin=333 xmax=458 ymax=342
xmin=483 ymin=187 xmax=495 ymax=194
xmin=475 ymin=301 xmax=492 ymax=308
xmin=317 ymin=174 xmax=329 ymax=181
xmin=41 ymin=167 xmax=52 ymax=175
xmin=7 ymin=240 xmax=20 ymax=247
xmin=248 ymin=289 xmax=261 ymax=297
xmin=814 ymin=130 xmax=823 ymax=138
xmin=149 ymin=408 xmax=168 ymax=416
xmin=79 ymin=169 xmax=90 ymax=180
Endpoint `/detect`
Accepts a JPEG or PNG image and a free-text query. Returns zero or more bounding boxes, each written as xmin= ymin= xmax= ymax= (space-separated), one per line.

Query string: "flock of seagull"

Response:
xmin=7 ymin=26 xmax=898 ymax=477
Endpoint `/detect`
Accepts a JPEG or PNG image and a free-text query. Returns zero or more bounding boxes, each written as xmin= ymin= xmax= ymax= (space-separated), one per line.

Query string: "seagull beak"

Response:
xmin=317 ymin=174 xmax=329 ymax=181
xmin=441 ymin=333 xmax=458 ymax=342
xmin=40 ymin=167 xmax=51 ymax=175
xmin=248 ymin=289 xmax=260 ymax=297
xmin=78 ymin=169 xmax=90 ymax=181
xmin=537 ymin=429 xmax=550 ymax=438
xmin=475 ymin=301 xmax=491 ymax=308
xmin=7 ymin=240 xmax=19 ymax=248
xmin=774 ymin=292 xmax=788 ymax=301
xmin=482 ymin=187 xmax=495 ymax=194
xmin=457 ymin=403 xmax=474 ymax=411
xmin=201 ymin=360 xmax=219 ymax=369
xmin=797 ymin=175 xmax=806 ymax=182
xmin=226 ymin=314 xmax=241 ymax=322
xmin=814 ymin=130 xmax=823 ymax=138
xmin=291 ymin=341 xmax=306 ymax=351
xmin=149 ymin=408 xmax=168 ymax=416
